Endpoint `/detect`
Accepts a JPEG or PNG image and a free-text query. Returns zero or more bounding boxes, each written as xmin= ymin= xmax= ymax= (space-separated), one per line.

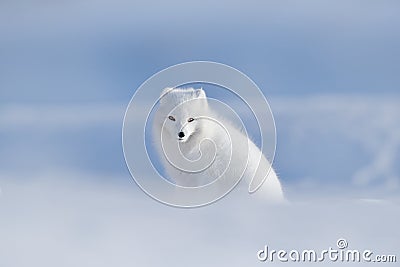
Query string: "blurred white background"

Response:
xmin=0 ymin=1 xmax=399 ymax=266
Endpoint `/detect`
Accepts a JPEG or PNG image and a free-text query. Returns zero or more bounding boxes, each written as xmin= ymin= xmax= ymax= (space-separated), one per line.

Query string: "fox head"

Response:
xmin=156 ymin=87 xmax=209 ymax=143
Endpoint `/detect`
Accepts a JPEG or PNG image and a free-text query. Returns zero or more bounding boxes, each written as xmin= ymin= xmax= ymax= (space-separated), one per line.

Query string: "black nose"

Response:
xmin=178 ymin=131 xmax=185 ymax=138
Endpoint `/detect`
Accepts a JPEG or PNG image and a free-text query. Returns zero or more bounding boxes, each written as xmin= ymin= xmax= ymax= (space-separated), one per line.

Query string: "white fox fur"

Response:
xmin=152 ymin=87 xmax=284 ymax=202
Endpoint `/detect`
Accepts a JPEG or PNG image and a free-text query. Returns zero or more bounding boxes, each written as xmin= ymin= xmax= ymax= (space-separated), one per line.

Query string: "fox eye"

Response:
xmin=168 ymin=115 xmax=175 ymax=121
xmin=187 ymin=118 xmax=194 ymax=122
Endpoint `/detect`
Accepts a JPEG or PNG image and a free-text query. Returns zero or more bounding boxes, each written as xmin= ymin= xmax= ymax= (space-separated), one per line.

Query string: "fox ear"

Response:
xmin=161 ymin=87 xmax=173 ymax=96
xmin=195 ymin=88 xmax=206 ymax=98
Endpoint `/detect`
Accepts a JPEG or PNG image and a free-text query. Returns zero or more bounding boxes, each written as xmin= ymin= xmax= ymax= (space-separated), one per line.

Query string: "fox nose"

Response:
xmin=178 ymin=131 xmax=185 ymax=138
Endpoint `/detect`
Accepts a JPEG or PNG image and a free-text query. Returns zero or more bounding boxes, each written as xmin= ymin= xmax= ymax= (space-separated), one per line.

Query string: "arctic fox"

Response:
xmin=152 ymin=87 xmax=284 ymax=202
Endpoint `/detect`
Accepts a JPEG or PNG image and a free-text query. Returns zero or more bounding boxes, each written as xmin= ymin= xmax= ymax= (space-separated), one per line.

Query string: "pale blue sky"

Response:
xmin=1 ymin=1 xmax=399 ymax=104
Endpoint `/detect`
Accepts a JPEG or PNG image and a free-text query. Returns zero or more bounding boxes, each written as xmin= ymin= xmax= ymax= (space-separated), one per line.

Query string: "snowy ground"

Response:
xmin=1 ymin=174 xmax=399 ymax=267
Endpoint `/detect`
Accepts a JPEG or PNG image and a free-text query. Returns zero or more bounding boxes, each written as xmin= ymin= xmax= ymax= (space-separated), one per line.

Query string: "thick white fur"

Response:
xmin=153 ymin=88 xmax=284 ymax=202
